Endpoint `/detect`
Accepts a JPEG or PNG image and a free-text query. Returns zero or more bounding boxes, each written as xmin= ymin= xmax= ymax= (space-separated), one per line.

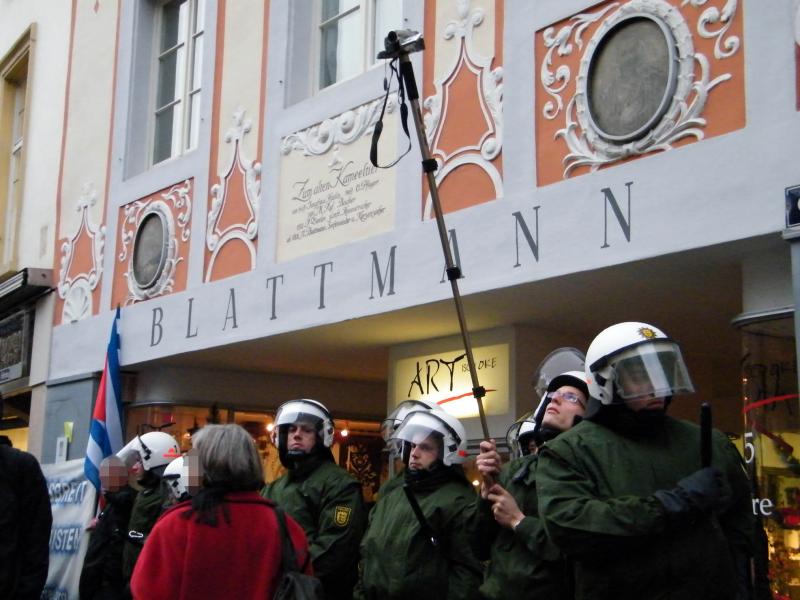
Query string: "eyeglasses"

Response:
xmin=547 ymin=390 xmax=586 ymax=407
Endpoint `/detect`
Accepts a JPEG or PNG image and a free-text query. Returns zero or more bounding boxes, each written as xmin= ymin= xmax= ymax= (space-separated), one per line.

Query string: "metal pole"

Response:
xmin=397 ymin=53 xmax=490 ymax=441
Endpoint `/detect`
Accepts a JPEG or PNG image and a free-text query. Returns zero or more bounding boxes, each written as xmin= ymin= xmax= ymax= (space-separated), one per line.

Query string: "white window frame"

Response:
xmin=312 ymin=0 xmax=399 ymax=94
xmin=5 ymin=81 xmax=25 ymax=263
xmin=149 ymin=0 xmax=204 ymax=167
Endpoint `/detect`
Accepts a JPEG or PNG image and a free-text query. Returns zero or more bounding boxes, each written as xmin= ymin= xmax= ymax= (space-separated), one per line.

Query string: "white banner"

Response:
xmin=40 ymin=459 xmax=96 ymax=600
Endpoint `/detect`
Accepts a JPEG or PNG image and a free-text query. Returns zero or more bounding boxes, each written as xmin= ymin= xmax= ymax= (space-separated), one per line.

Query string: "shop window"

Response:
xmin=739 ymin=313 xmax=800 ymax=598
xmin=0 ymin=391 xmax=31 ymax=450
xmin=0 ymin=27 xmax=31 ymax=274
xmin=234 ymin=410 xmax=284 ymax=484
xmin=125 ymin=404 xmax=386 ymax=499
xmin=125 ymin=403 xmax=226 ymax=453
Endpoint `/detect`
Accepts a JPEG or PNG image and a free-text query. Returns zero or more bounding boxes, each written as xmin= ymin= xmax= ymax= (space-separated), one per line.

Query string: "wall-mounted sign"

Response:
xmin=0 ymin=309 xmax=32 ymax=384
xmin=277 ymin=109 xmax=397 ymax=262
xmin=391 ymin=343 xmax=509 ymax=419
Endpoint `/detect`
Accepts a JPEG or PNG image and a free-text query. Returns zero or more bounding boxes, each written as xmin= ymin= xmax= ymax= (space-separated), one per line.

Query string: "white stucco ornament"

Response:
xmin=57 ymin=182 xmax=106 ymax=323
xmin=206 ymin=108 xmax=261 ymax=280
xmin=120 ymin=180 xmax=191 ymax=304
xmin=421 ymin=0 xmax=504 ymax=219
xmin=541 ymin=0 xmax=740 ymax=178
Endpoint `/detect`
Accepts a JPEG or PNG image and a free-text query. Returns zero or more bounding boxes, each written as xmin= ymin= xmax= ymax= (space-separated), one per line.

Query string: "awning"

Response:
xmin=0 ymin=268 xmax=53 ymax=315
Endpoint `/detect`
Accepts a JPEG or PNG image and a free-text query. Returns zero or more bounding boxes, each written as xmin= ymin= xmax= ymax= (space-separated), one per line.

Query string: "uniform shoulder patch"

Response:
xmin=333 ymin=505 xmax=352 ymax=527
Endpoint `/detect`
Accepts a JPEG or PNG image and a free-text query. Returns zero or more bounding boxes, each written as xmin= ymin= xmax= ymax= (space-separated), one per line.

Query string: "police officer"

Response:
xmin=80 ymin=455 xmax=136 ymax=600
xmin=162 ymin=455 xmax=191 ymax=504
xmin=378 ymin=398 xmax=440 ymax=498
xmin=116 ymin=431 xmax=180 ymax=586
xmin=261 ymin=398 xmax=366 ymax=600
xmin=472 ymin=371 xmax=588 ymax=599
xmin=356 ymin=408 xmax=482 ymax=600
xmin=536 ymin=322 xmax=756 ymax=599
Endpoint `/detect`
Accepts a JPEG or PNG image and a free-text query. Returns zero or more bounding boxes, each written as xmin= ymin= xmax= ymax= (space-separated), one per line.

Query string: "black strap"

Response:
xmin=370 ymin=58 xmax=412 ymax=169
xmin=274 ymin=506 xmax=309 ymax=574
xmin=402 ymin=483 xmax=439 ymax=547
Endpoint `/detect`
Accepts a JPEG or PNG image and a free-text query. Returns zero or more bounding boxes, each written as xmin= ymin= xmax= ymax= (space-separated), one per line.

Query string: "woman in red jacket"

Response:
xmin=131 ymin=424 xmax=311 ymax=600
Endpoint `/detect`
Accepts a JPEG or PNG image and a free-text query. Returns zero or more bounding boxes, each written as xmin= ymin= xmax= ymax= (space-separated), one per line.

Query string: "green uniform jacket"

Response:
xmin=261 ymin=455 xmax=366 ymax=600
xmin=471 ymin=454 xmax=569 ymax=599
xmin=121 ymin=485 xmax=167 ymax=582
xmin=537 ymin=416 xmax=755 ymax=600
xmin=355 ymin=467 xmax=483 ymax=600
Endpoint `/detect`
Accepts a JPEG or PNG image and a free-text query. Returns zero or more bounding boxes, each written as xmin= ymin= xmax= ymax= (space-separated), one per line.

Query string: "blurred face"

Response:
xmin=617 ymin=363 xmax=665 ymax=412
xmin=100 ymin=458 xmax=129 ymax=492
xmin=184 ymin=449 xmax=203 ymax=495
xmin=408 ymin=434 xmax=441 ymax=471
xmin=287 ymin=422 xmax=317 ymax=453
xmin=541 ymin=385 xmax=587 ymax=432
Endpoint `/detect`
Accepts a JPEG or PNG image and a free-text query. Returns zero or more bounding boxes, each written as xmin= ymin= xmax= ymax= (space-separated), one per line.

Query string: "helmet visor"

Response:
xmin=612 ymin=342 xmax=694 ymax=400
xmin=275 ymin=400 xmax=327 ymax=430
xmin=392 ymin=411 xmax=450 ymax=447
xmin=381 ymin=400 xmax=430 ymax=442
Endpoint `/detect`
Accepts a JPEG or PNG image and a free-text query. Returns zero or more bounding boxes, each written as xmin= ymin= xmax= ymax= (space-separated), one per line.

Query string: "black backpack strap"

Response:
xmin=274 ymin=506 xmax=302 ymax=574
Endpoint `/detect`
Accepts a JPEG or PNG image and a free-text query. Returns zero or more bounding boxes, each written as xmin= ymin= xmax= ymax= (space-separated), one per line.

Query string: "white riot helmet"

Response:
xmin=506 ymin=411 xmax=537 ymax=459
xmin=381 ymin=399 xmax=441 ymax=443
xmin=273 ymin=399 xmax=335 ymax=464
xmin=391 ymin=409 xmax=468 ymax=467
xmin=162 ymin=455 xmax=189 ymax=501
xmin=117 ymin=431 xmax=180 ymax=472
xmin=585 ymin=322 xmax=695 ymax=405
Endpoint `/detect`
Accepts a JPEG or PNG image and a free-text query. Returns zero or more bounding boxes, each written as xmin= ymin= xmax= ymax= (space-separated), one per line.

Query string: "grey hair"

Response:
xmin=191 ymin=424 xmax=264 ymax=490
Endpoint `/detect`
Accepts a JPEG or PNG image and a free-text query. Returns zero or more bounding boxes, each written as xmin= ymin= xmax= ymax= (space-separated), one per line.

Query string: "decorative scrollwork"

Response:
xmin=120 ymin=180 xmax=191 ymax=263
xmin=120 ymin=180 xmax=191 ymax=304
xmin=421 ymin=0 xmax=504 ymax=217
xmin=682 ymin=0 xmax=739 ymax=59
xmin=206 ymin=108 xmax=262 ymax=280
xmin=546 ymin=0 xmax=739 ymax=179
xmin=281 ymin=96 xmax=398 ymax=157
xmin=57 ymin=182 xmax=106 ymax=322
xmin=539 ymin=3 xmax=620 ymax=120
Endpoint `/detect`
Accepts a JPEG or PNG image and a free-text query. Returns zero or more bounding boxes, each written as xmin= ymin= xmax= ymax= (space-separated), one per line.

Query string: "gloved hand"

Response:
xmin=653 ymin=467 xmax=732 ymax=521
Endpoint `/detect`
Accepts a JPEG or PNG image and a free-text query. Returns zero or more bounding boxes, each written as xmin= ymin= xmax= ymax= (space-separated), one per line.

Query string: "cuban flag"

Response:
xmin=84 ymin=307 xmax=124 ymax=491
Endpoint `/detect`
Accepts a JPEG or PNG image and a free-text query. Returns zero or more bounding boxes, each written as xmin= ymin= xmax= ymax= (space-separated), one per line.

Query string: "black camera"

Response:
xmin=377 ymin=29 xmax=425 ymax=60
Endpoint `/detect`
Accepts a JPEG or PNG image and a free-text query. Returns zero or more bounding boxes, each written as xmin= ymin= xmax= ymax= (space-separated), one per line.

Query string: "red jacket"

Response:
xmin=131 ymin=491 xmax=310 ymax=600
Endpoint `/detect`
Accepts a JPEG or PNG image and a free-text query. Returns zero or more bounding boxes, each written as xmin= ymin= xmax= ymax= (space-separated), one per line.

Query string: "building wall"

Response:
xmin=53 ymin=2 xmax=798 ymax=376
xmin=40 ymin=0 xmax=796 ymax=442
xmin=0 ymin=0 xmax=70 ymax=272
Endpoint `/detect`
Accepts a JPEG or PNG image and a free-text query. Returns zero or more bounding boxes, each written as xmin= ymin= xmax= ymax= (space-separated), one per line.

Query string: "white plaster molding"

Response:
xmin=120 ymin=180 xmax=192 ymax=304
xmin=539 ymin=3 xmax=620 ymax=121
xmin=421 ymin=0 xmax=504 ymax=219
xmin=57 ymin=182 xmax=106 ymax=322
xmin=206 ymin=108 xmax=262 ymax=281
xmin=681 ymin=0 xmax=739 ymax=59
xmin=543 ymin=0 xmax=739 ymax=178
xmin=281 ymin=95 xmax=398 ymax=157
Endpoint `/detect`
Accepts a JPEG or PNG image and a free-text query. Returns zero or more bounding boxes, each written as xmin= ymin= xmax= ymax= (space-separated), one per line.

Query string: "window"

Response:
xmin=317 ymin=0 xmax=401 ymax=91
xmin=0 ymin=28 xmax=31 ymax=273
xmin=152 ymin=0 xmax=204 ymax=165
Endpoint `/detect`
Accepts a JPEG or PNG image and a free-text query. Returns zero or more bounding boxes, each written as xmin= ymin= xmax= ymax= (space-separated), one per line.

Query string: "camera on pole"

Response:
xmin=371 ymin=30 xmax=491 ymax=443
xmin=377 ymin=29 xmax=425 ymax=60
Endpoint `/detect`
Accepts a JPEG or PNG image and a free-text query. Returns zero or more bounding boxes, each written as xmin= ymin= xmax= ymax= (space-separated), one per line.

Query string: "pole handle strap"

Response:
xmin=370 ymin=59 xmax=412 ymax=169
